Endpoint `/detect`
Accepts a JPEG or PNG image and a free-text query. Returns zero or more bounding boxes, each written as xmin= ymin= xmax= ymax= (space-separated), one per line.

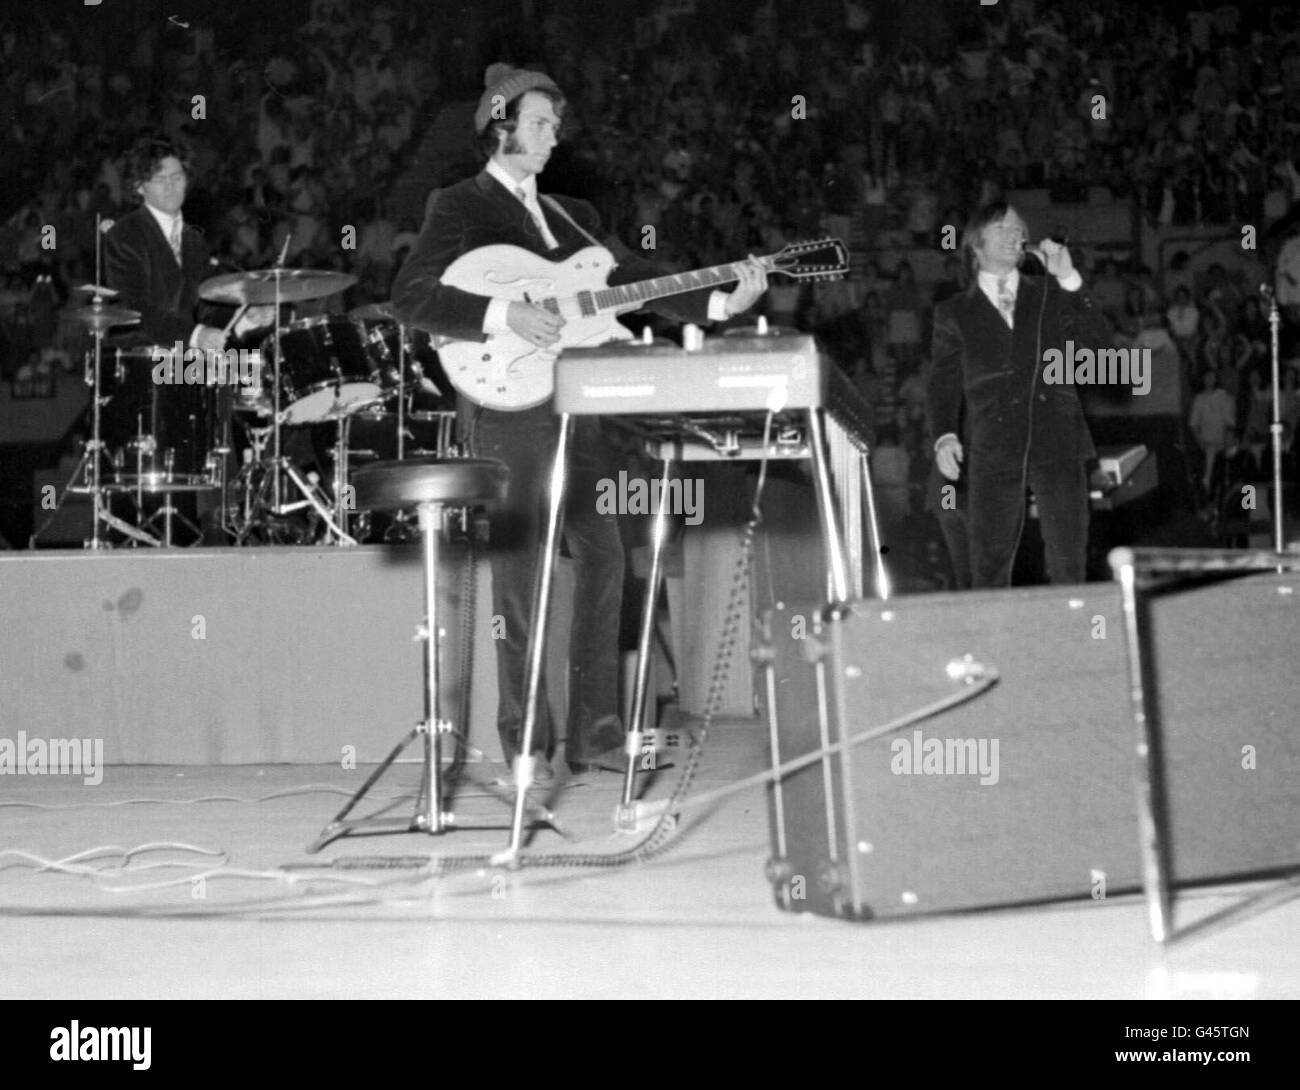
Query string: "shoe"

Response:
xmin=567 ymin=746 xmax=626 ymax=775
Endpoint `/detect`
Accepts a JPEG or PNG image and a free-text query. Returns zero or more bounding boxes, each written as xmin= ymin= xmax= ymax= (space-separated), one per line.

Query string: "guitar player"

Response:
xmin=392 ymin=65 xmax=767 ymax=783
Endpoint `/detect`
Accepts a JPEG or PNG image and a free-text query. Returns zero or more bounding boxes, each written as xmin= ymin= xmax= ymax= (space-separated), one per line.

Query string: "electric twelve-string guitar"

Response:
xmin=436 ymin=238 xmax=849 ymax=411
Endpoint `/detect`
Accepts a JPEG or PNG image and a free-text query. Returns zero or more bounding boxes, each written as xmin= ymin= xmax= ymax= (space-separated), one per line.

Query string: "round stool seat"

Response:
xmin=351 ymin=457 xmax=508 ymax=511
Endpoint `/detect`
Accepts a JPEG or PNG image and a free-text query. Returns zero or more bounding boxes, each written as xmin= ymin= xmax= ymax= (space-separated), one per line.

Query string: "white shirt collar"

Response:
xmin=977 ymin=267 xmax=1018 ymax=297
xmin=487 ymin=158 xmax=536 ymax=201
xmin=144 ymin=202 xmax=182 ymax=238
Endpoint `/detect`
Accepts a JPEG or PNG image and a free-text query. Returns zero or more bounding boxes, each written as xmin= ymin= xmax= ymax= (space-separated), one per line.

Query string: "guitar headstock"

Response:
xmin=767 ymin=238 xmax=850 ymax=282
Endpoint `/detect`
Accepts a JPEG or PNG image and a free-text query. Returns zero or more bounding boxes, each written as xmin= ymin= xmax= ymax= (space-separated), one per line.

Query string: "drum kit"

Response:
xmin=40 ymin=263 xmax=456 ymax=549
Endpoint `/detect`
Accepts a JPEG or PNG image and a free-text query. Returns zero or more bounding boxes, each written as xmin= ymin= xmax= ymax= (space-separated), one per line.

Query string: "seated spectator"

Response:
xmin=1091 ymin=259 xmax=1126 ymax=330
xmin=1131 ymin=309 xmax=1182 ymax=414
xmin=1189 ymin=367 xmax=1238 ymax=497
xmin=1166 ymin=285 xmax=1200 ymax=361
xmin=1212 ymin=426 xmax=1260 ymax=543
xmin=884 ymin=259 xmax=925 ymax=367
xmin=1241 ymin=366 xmax=1272 ymax=462
xmin=931 ymin=256 xmax=965 ymax=305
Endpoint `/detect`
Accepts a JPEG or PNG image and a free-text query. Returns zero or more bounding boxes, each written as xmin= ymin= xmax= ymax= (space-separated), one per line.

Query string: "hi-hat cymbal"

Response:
xmin=75 ymin=283 xmax=119 ymax=297
xmin=199 ymin=267 xmax=357 ymax=306
xmin=72 ymin=303 xmax=141 ymax=330
xmin=349 ymin=301 xmax=398 ymax=322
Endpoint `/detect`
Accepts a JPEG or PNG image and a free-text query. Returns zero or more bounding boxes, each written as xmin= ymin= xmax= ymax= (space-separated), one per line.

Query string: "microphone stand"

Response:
xmin=1263 ymin=286 xmax=1287 ymax=554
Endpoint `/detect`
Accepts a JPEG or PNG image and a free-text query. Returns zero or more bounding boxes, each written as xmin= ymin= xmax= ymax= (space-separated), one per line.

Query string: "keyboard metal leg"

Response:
xmin=807 ymin=409 xmax=850 ymax=605
xmin=621 ymin=457 xmax=673 ymax=808
xmin=505 ymin=413 xmax=574 ymax=859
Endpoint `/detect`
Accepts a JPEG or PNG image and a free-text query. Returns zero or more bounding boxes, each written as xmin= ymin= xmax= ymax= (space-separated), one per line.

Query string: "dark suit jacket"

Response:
xmin=392 ymin=169 xmax=713 ymax=342
xmin=927 ymin=274 xmax=1111 ymax=472
xmin=103 ymin=205 xmax=222 ymax=346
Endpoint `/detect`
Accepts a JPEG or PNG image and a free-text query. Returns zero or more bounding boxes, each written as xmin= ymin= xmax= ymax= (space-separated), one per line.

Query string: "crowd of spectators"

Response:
xmin=0 ymin=0 xmax=451 ymax=388
xmin=4 ymin=0 xmax=1300 ymax=577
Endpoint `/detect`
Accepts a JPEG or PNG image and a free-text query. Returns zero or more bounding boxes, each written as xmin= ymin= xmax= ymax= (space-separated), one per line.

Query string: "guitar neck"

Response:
xmin=591 ymin=257 xmax=773 ymax=313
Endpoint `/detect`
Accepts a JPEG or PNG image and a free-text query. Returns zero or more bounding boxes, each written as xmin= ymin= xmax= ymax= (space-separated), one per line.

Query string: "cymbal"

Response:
xmin=75 ymin=283 xmax=119 ymax=297
xmin=72 ymin=303 xmax=141 ymax=330
xmin=349 ymin=301 xmax=398 ymax=322
xmin=199 ymin=267 xmax=357 ymax=306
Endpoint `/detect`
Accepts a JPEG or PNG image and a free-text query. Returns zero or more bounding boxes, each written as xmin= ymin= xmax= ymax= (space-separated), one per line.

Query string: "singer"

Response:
xmin=926 ymin=201 xmax=1112 ymax=587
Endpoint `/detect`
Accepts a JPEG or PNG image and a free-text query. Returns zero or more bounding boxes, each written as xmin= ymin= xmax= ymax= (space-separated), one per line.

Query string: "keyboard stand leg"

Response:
xmin=620 ymin=456 xmax=673 ymax=811
xmin=807 ymin=409 xmax=851 ymax=606
xmin=504 ymin=413 xmax=573 ymax=861
xmin=859 ymin=448 xmax=892 ymax=599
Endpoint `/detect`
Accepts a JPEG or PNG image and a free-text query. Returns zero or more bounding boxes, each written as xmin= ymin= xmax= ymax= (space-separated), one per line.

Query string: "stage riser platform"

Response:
xmin=1 ymin=546 xmax=577 ymax=765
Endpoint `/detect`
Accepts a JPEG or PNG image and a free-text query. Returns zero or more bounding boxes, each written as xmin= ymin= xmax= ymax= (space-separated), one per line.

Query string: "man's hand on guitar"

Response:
xmin=724 ymin=255 xmax=769 ymax=317
xmin=506 ymin=300 xmax=565 ymax=348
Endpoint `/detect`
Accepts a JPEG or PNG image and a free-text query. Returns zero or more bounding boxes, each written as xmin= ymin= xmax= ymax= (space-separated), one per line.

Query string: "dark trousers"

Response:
xmin=467 ymin=403 xmax=625 ymax=762
xmin=968 ymin=458 xmax=1089 ymax=588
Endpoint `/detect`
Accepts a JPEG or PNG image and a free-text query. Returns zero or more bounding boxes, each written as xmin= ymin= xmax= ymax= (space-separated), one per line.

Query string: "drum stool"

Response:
xmin=307 ymin=457 xmax=508 ymax=852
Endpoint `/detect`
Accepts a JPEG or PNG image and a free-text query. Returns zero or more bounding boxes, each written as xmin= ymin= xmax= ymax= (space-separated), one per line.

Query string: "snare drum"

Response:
xmin=100 ymin=346 xmax=217 ymax=490
xmin=263 ymin=316 xmax=384 ymax=424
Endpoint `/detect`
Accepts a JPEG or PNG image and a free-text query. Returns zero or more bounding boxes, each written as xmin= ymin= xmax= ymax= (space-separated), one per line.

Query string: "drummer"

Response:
xmin=104 ymin=135 xmax=275 ymax=353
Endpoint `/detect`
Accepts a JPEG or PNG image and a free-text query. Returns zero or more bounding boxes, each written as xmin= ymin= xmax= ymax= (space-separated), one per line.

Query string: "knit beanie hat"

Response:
xmin=474 ymin=64 xmax=561 ymax=134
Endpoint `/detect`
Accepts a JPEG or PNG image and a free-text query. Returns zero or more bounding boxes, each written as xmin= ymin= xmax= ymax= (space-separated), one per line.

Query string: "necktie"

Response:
xmin=169 ymin=217 xmax=184 ymax=266
xmin=517 ymin=186 xmax=559 ymax=250
xmin=996 ymin=275 xmax=1015 ymax=328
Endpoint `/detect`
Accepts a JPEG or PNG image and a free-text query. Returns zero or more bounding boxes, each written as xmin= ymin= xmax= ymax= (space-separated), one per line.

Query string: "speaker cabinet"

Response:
xmin=758 ymin=578 xmax=1300 ymax=919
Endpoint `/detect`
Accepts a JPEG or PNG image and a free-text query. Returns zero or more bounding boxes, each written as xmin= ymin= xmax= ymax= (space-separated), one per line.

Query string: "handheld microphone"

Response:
xmin=1019 ymin=231 xmax=1070 ymax=274
xmin=1021 ymin=231 xmax=1070 ymax=261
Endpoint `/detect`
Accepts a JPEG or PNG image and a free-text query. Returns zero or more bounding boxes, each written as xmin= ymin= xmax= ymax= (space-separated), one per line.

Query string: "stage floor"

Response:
xmin=1 ymin=722 xmax=1295 ymax=1000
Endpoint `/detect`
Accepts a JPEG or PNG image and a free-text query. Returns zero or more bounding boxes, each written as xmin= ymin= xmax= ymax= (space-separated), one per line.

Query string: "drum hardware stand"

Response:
xmin=81 ymin=324 xmax=113 ymax=550
xmin=134 ymin=487 xmax=206 ymax=547
xmin=30 ymin=341 xmax=115 ymax=547
xmin=211 ymin=410 xmax=238 ymax=543
xmin=264 ymin=393 xmax=359 ymax=546
xmin=332 ymin=408 xmax=353 ymax=540
xmin=241 ymin=364 xmax=360 ymax=545
xmin=246 ymin=453 xmax=356 ymax=545
xmin=396 ymin=322 xmax=408 ymax=461
xmin=209 ymin=308 xmax=248 ymax=544
xmin=39 ymin=287 xmax=149 ymax=549
xmin=383 ymin=323 xmax=416 ymax=543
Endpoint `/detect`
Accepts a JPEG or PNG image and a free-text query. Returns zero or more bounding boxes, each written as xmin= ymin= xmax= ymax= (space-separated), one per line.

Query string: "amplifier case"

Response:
xmin=758 ymin=579 xmax=1300 ymax=920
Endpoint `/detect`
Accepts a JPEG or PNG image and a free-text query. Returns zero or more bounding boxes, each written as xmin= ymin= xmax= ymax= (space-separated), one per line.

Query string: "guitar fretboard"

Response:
xmin=592 ymin=262 xmax=750 ymax=312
